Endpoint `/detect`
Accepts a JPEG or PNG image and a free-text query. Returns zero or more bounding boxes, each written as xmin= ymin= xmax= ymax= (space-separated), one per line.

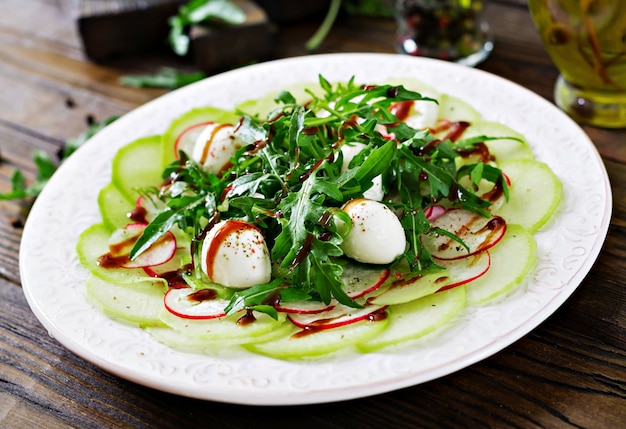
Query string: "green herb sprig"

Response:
xmin=1 ymin=116 xmax=118 ymax=202
xmin=168 ymin=0 xmax=246 ymax=56
xmin=119 ymin=67 xmax=206 ymax=89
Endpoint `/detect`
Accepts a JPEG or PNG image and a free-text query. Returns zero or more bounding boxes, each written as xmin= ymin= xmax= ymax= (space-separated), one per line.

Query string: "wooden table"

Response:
xmin=1 ymin=0 xmax=625 ymax=427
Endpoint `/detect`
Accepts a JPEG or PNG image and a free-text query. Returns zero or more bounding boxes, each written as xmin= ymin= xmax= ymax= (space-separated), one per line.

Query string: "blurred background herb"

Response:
xmin=0 ymin=116 xmax=119 ymax=201
xmin=168 ymin=0 xmax=247 ymax=56
xmin=119 ymin=67 xmax=207 ymax=89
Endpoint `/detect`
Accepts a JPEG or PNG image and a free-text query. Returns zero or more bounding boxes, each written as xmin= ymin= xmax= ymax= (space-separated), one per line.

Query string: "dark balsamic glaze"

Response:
xmin=97 ymin=253 xmax=130 ymax=269
xmin=159 ymin=264 xmax=193 ymax=289
xmin=302 ymin=126 xmax=319 ymax=136
xmin=367 ymin=307 xmax=389 ymax=322
xmin=482 ymin=176 xmax=505 ymax=202
xmin=237 ymin=309 xmax=256 ymax=326
xmin=97 ymin=231 xmax=139 ymax=268
xmin=128 ymin=206 xmax=148 ymax=224
xmin=443 ymin=121 xmax=470 ymax=142
xmin=299 ymin=157 xmax=326 ymax=182
xmin=456 ymin=142 xmax=493 ymax=163
xmin=476 ymin=217 xmax=507 ymax=252
xmin=390 ymin=100 xmax=414 ymax=121
xmin=187 ymin=288 xmax=218 ymax=302
xmin=290 ymin=233 xmax=314 ymax=269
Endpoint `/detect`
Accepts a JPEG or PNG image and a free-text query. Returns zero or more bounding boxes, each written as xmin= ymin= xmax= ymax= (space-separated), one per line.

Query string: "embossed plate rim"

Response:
xmin=20 ymin=53 xmax=612 ymax=405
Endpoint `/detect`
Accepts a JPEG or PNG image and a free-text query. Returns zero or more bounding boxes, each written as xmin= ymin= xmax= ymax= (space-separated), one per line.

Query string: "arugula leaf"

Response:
xmin=399 ymin=204 xmax=435 ymax=271
xmin=130 ymin=194 xmax=205 ymax=259
xmin=272 ymin=172 xmax=322 ymax=267
xmin=398 ymin=145 xmax=453 ymax=197
xmin=130 ymin=75 xmax=511 ymax=311
xmin=224 ymin=280 xmax=283 ymax=318
xmin=352 ymin=139 xmax=396 ymax=185
xmin=310 ymin=237 xmax=356 ymax=306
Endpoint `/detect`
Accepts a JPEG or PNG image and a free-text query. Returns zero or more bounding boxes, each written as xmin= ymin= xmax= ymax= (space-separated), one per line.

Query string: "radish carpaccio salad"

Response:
xmin=78 ymin=76 xmax=562 ymax=359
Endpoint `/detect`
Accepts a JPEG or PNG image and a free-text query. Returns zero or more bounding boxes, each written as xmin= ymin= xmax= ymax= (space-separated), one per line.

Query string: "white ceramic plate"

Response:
xmin=20 ymin=53 xmax=611 ymax=405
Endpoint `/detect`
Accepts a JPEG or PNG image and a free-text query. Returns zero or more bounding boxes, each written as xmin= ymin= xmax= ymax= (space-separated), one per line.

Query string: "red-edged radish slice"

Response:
xmin=107 ymin=223 xmax=177 ymax=268
xmin=366 ymin=269 xmax=449 ymax=305
xmin=288 ymin=304 xmax=388 ymax=331
xmin=276 ymin=300 xmax=335 ymax=314
xmin=422 ymin=208 xmax=506 ymax=260
xmin=131 ymin=195 xmax=168 ymax=224
xmin=164 ymin=288 xmax=228 ymax=320
xmin=424 ymin=204 xmax=447 ymax=222
xmin=174 ymin=121 xmax=214 ymax=158
xmin=277 ymin=266 xmax=390 ymax=314
xmin=342 ymin=266 xmax=390 ymax=299
xmin=479 ymin=172 xmax=512 ymax=213
xmin=436 ymin=250 xmax=490 ymax=292
xmin=143 ymin=248 xmax=190 ymax=288
xmin=127 ymin=197 xmax=150 ymax=224
xmin=108 ymin=223 xmax=145 ymax=257
xmin=124 ymin=231 xmax=177 ymax=268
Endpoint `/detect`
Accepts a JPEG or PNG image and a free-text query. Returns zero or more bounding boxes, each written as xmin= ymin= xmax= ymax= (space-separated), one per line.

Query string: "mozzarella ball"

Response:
xmin=340 ymin=142 xmax=384 ymax=201
xmin=395 ymin=89 xmax=439 ymax=130
xmin=200 ymin=220 xmax=272 ymax=289
xmin=192 ymin=123 xmax=245 ymax=175
xmin=339 ymin=198 xmax=406 ymax=264
xmin=404 ymin=98 xmax=439 ymax=130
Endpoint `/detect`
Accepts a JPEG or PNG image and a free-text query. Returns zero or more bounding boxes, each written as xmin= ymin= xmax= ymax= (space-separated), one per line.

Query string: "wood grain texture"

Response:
xmin=1 ymin=0 xmax=625 ymax=428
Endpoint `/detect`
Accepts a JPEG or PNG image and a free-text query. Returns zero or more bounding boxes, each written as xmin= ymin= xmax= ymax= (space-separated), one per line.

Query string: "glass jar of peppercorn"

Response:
xmin=395 ymin=0 xmax=493 ymax=67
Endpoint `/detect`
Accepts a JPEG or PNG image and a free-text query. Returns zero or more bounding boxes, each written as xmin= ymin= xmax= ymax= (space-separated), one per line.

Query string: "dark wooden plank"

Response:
xmin=63 ymin=0 xmax=184 ymax=61
xmin=190 ymin=0 xmax=273 ymax=73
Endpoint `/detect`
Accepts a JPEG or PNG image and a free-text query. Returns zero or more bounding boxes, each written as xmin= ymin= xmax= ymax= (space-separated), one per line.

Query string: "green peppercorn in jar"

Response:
xmin=394 ymin=0 xmax=493 ymax=67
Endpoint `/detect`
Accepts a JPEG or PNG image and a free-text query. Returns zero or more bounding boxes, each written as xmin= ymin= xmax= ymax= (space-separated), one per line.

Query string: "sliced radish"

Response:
xmin=132 ymin=195 xmax=167 ymax=224
xmin=422 ymin=208 xmax=506 ymax=260
xmin=174 ymin=121 xmax=214 ymax=157
xmin=275 ymin=300 xmax=335 ymax=314
xmin=124 ymin=233 xmax=177 ymax=269
xmin=143 ymin=248 xmax=187 ymax=277
xmin=108 ymin=223 xmax=145 ymax=257
xmin=436 ymin=250 xmax=490 ymax=292
xmin=288 ymin=303 xmax=388 ymax=331
xmin=366 ymin=269 xmax=449 ymax=306
xmin=342 ymin=265 xmax=390 ymax=298
xmin=107 ymin=223 xmax=177 ymax=268
xmin=424 ymin=204 xmax=447 ymax=222
xmin=142 ymin=248 xmax=190 ymax=288
xmin=164 ymin=287 xmax=228 ymax=320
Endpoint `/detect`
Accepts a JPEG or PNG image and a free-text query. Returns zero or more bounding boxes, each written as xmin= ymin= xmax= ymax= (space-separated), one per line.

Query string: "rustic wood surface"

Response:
xmin=1 ymin=0 xmax=625 ymax=427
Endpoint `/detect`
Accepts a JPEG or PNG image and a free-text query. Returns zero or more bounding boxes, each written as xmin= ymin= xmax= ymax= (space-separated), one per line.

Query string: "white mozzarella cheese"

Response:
xmin=192 ymin=123 xmax=245 ymax=175
xmin=404 ymin=95 xmax=440 ymax=130
xmin=339 ymin=198 xmax=406 ymax=264
xmin=200 ymin=220 xmax=272 ymax=289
